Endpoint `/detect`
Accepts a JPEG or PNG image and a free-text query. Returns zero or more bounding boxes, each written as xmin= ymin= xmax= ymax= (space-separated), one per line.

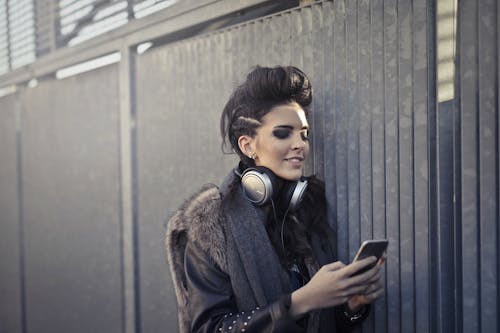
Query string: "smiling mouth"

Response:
xmin=285 ymin=157 xmax=304 ymax=162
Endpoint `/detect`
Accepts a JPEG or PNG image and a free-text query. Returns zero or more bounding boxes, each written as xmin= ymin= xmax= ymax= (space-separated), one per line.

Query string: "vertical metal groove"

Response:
xmin=409 ymin=0 xmax=417 ymax=330
xmin=475 ymin=1 xmax=482 ymax=331
xmin=497 ymin=0 xmax=500 ymax=328
xmin=453 ymin=1 xmax=463 ymax=328
xmin=16 ymin=90 xmax=27 ymax=333
xmin=453 ymin=0 xmax=464 ymax=330
xmin=118 ymin=46 xmax=138 ymax=333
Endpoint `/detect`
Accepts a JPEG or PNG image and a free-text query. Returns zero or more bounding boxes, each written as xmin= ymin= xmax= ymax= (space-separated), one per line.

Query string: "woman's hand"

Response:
xmin=289 ymin=256 xmax=380 ymax=318
xmin=346 ymin=255 xmax=386 ymax=313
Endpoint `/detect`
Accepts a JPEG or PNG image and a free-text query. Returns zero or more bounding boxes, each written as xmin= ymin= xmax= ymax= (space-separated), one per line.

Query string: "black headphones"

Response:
xmin=235 ymin=165 xmax=308 ymax=212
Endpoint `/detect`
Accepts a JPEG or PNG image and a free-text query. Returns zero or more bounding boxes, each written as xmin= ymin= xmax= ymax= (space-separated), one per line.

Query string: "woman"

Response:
xmin=167 ymin=66 xmax=384 ymax=333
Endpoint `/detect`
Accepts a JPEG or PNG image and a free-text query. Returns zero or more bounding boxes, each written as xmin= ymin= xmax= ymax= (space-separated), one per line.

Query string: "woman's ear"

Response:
xmin=238 ymin=135 xmax=254 ymax=158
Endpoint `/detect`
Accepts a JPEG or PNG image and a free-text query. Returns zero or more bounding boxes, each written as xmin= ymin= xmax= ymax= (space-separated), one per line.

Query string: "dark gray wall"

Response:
xmin=20 ymin=65 xmax=123 ymax=333
xmin=134 ymin=40 xmax=238 ymax=331
xmin=455 ymin=0 xmax=499 ymax=332
xmin=0 ymin=1 xmax=498 ymax=333
xmin=0 ymin=93 xmax=23 ymax=333
xmin=132 ymin=2 xmax=434 ymax=332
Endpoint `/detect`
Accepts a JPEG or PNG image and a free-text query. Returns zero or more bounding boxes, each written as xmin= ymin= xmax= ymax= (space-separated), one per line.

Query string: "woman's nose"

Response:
xmin=292 ymin=133 xmax=307 ymax=149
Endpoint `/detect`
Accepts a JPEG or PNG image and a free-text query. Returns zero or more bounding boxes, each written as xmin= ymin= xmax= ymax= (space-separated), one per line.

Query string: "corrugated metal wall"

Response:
xmin=0 ymin=93 xmax=22 ymax=333
xmin=133 ymin=1 xmax=434 ymax=332
xmin=456 ymin=0 xmax=499 ymax=332
xmin=0 ymin=0 xmax=498 ymax=332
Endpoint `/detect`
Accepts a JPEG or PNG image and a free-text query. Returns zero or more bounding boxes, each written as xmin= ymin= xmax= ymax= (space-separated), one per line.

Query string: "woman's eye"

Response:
xmin=301 ymin=130 xmax=309 ymax=141
xmin=272 ymin=128 xmax=292 ymax=139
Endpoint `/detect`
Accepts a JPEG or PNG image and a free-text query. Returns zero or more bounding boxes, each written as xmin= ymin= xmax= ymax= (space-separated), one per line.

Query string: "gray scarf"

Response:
xmin=220 ymin=172 xmax=322 ymax=332
xmin=167 ymin=170 xmax=328 ymax=332
xmin=220 ymin=171 xmax=292 ymax=309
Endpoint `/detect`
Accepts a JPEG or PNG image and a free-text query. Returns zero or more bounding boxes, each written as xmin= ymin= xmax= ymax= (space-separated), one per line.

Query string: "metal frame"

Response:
xmin=0 ymin=0 xmax=276 ymax=88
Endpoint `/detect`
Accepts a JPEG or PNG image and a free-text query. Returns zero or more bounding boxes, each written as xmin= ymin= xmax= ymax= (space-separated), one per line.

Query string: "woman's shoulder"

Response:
xmin=168 ymin=183 xmax=224 ymax=236
xmin=166 ymin=183 xmax=228 ymax=271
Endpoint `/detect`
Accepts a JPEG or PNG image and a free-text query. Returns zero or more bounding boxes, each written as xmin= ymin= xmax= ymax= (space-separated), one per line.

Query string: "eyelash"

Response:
xmin=272 ymin=129 xmax=291 ymax=139
xmin=272 ymin=129 xmax=309 ymax=141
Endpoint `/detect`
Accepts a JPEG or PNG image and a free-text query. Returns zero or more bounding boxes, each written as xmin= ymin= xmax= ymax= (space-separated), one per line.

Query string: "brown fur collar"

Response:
xmin=165 ymin=184 xmax=226 ymax=333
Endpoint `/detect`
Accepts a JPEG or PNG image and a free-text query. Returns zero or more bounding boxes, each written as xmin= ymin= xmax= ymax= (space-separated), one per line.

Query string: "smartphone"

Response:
xmin=351 ymin=239 xmax=388 ymax=275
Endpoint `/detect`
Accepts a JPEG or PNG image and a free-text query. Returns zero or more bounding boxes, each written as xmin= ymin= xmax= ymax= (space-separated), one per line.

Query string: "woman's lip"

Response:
xmin=285 ymin=157 xmax=304 ymax=166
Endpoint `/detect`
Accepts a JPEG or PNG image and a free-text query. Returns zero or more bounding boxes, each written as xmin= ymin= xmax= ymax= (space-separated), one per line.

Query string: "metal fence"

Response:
xmin=0 ymin=0 xmax=182 ymax=74
xmin=0 ymin=0 xmax=498 ymax=332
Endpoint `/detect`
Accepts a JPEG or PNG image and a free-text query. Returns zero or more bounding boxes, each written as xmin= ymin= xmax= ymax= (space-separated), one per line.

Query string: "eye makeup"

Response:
xmin=271 ymin=126 xmax=309 ymax=141
xmin=272 ymin=128 xmax=292 ymax=139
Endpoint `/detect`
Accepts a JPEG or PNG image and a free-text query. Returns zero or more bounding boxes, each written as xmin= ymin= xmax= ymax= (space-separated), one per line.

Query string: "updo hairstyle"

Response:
xmin=220 ymin=66 xmax=313 ymax=165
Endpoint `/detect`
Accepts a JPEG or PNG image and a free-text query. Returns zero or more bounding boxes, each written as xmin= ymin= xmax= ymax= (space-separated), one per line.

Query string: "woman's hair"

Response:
xmin=221 ymin=66 xmax=328 ymax=267
xmin=220 ymin=65 xmax=313 ymax=165
xmin=266 ymin=176 xmax=333 ymax=269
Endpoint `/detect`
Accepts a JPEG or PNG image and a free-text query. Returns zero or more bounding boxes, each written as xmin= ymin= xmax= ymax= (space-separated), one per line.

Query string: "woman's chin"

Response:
xmin=276 ymin=169 xmax=303 ymax=181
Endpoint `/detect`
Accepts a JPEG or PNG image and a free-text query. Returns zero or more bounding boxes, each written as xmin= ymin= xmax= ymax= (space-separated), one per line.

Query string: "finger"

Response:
xmin=364 ymin=280 xmax=382 ymax=294
xmin=366 ymin=269 xmax=382 ymax=284
xmin=365 ymin=286 xmax=385 ymax=302
xmin=322 ymin=261 xmax=346 ymax=271
xmin=377 ymin=252 xmax=387 ymax=266
xmin=347 ymin=262 xmax=380 ymax=285
xmin=342 ymin=256 xmax=377 ymax=277
xmin=344 ymin=284 xmax=372 ymax=297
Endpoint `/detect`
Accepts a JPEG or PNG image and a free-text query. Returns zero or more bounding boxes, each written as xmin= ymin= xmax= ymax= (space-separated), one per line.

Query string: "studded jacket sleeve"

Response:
xmin=184 ymin=240 xmax=370 ymax=333
xmin=184 ymin=241 xmax=306 ymax=333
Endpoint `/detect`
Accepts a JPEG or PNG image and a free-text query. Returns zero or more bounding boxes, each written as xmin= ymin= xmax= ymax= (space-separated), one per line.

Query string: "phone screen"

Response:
xmin=352 ymin=239 xmax=388 ymax=275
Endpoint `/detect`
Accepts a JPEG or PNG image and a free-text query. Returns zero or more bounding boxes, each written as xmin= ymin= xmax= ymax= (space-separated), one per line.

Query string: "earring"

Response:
xmin=248 ymin=152 xmax=256 ymax=159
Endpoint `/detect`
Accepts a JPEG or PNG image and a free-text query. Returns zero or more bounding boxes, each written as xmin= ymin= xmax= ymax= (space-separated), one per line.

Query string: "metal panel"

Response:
xmin=2 ymin=1 xmax=498 ymax=333
xmin=413 ymin=0 xmax=432 ymax=331
xmin=0 ymin=93 xmax=23 ymax=333
xmin=383 ymin=1 xmax=401 ymax=332
xmin=311 ymin=4 xmax=325 ymax=180
xmin=458 ymin=1 xmax=480 ymax=332
xmin=134 ymin=34 xmax=239 ymax=331
xmin=332 ymin=0 xmax=349 ymax=264
xmin=457 ymin=1 xmax=499 ymax=333
xmin=322 ymin=0 xmax=337 ymax=238
xmin=0 ymin=0 xmax=282 ymax=88
xmin=133 ymin=2 xmax=436 ymax=332
xmin=20 ymin=65 xmax=123 ymax=333
xmin=477 ymin=1 xmax=498 ymax=331
xmin=357 ymin=0 xmax=374 ymax=278
xmin=435 ymin=99 xmax=455 ymax=333
xmin=369 ymin=0 xmax=389 ymax=328
xmin=345 ymin=0 xmax=361 ymax=262
xmin=398 ymin=1 xmax=416 ymax=331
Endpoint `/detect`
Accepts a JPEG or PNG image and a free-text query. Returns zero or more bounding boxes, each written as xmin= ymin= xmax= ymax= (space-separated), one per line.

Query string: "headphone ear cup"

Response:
xmin=281 ymin=179 xmax=308 ymax=212
xmin=240 ymin=167 xmax=278 ymax=206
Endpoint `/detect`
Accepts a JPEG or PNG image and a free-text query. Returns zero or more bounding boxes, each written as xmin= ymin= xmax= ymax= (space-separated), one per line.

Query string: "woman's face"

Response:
xmin=240 ymin=102 xmax=310 ymax=181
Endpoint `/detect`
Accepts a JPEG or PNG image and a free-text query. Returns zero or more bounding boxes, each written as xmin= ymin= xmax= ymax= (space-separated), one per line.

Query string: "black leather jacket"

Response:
xmin=167 ymin=174 xmax=370 ymax=333
xmin=185 ymin=240 xmax=368 ymax=333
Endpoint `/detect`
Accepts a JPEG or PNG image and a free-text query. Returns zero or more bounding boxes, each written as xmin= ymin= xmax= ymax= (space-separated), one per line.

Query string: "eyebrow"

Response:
xmin=273 ymin=125 xmax=309 ymax=130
